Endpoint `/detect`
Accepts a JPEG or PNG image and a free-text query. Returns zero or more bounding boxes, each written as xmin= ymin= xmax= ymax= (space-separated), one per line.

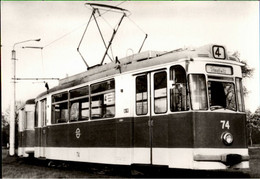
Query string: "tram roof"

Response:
xmin=36 ymin=44 xmax=242 ymax=99
xmin=18 ymin=98 xmax=35 ymax=110
xmin=25 ymin=98 xmax=36 ymax=104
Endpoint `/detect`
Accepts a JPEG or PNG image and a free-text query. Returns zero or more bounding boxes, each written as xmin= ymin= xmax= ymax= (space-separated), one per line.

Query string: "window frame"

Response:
xmin=40 ymin=98 xmax=47 ymax=127
xmin=25 ymin=111 xmax=34 ymax=130
xmin=90 ymin=79 xmax=116 ymax=120
xmin=69 ymin=85 xmax=90 ymax=122
xmin=35 ymin=101 xmax=38 ymax=127
xmin=169 ymin=65 xmax=189 ymax=112
xmin=135 ymin=74 xmax=149 ymax=116
xmin=188 ymin=74 xmax=208 ymax=110
xmin=235 ymin=77 xmax=245 ymax=112
xmin=51 ymin=92 xmax=69 ymax=124
xmin=153 ymin=71 xmax=168 ymax=114
xmin=207 ymin=80 xmax=237 ymax=111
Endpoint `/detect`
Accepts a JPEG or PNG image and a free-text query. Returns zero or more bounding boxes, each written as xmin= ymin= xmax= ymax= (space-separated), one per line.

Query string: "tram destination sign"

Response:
xmin=206 ymin=64 xmax=233 ymax=75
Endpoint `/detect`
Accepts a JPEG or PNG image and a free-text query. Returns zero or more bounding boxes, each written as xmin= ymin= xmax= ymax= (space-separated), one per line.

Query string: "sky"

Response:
xmin=1 ymin=1 xmax=259 ymax=114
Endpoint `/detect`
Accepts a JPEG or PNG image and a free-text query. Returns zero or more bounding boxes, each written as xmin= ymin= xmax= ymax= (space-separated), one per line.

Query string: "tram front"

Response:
xmin=187 ymin=45 xmax=249 ymax=170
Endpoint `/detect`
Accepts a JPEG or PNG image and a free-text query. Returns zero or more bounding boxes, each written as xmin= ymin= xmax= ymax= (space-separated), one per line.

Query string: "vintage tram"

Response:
xmin=18 ymin=44 xmax=249 ymax=170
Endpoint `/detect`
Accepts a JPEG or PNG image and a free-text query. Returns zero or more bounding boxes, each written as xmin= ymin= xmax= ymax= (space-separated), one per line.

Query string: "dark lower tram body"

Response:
xmin=29 ymin=111 xmax=249 ymax=170
xmin=18 ymin=130 xmax=35 ymax=157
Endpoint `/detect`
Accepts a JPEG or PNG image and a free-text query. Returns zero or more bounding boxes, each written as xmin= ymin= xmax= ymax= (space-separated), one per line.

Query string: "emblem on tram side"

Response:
xmin=75 ymin=128 xmax=81 ymax=139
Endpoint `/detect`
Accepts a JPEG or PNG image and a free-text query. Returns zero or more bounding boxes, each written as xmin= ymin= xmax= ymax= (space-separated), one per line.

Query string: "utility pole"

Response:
xmin=10 ymin=49 xmax=16 ymax=156
xmin=10 ymin=38 xmax=40 ymax=156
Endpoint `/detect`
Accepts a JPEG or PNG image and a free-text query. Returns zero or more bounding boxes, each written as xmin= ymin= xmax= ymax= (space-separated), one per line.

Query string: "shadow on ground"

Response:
xmin=19 ymin=157 xmax=252 ymax=178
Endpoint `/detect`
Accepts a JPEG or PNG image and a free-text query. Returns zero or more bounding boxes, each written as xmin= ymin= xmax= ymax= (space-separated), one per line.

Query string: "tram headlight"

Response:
xmin=221 ymin=132 xmax=233 ymax=145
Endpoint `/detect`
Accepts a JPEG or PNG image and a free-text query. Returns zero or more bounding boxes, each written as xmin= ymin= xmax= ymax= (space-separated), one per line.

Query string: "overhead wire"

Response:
xmin=126 ymin=16 xmax=148 ymax=53
xmin=40 ymin=48 xmax=45 ymax=76
xmin=44 ymin=23 xmax=87 ymax=49
xmin=127 ymin=16 xmax=147 ymax=35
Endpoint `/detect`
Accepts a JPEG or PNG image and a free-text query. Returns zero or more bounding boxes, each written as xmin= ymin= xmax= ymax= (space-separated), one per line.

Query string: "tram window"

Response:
xmin=70 ymin=99 xmax=89 ymax=122
xmin=18 ymin=109 xmax=24 ymax=131
xmin=189 ymin=74 xmax=208 ymax=110
xmin=52 ymin=93 xmax=69 ymax=124
xmin=52 ymin=92 xmax=68 ymax=103
xmin=19 ymin=110 xmax=26 ymax=131
xmin=69 ymin=86 xmax=89 ymax=122
xmin=236 ymin=78 xmax=245 ymax=112
xmin=208 ymin=81 xmax=236 ymax=111
xmin=70 ymin=102 xmax=79 ymax=122
xmin=52 ymin=103 xmax=69 ymax=123
xmin=90 ymin=79 xmax=115 ymax=119
xmin=154 ymin=71 xmax=167 ymax=113
xmin=41 ymin=99 xmax=47 ymax=126
xmin=82 ymin=101 xmax=90 ymax=119
xmin=136 ymin=75 xmax=148 ymax=115
xmin=170 ymin=66 xmax=189 ymax=112
xmin=70 ymin=86 xmax=89 ymax=98
xmin=35 ymin=102 xmax=38 ymax=127
xmin=25 ymin=112 xmax=34 ymax=130
xmin=91 ymin=80 xmax=115 ymax=93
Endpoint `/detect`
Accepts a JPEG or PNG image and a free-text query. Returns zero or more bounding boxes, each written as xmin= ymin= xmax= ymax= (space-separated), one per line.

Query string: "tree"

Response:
xmin=231 ymin=51 xmax=254 ymax=98
xmin=246 ymin=110 xmax=254 ymax=146
xmin=232 ymin=51 xmax=254 ymax=79
xmin=231 ymin=51 xmax=259 ymax=145
xmin=1 ymin=100 xmax=24 ymax=148
xmin=246 ymin=107 xmax=260 ymax=146
xmin=1 ymin=113 xmax=9 ymax=128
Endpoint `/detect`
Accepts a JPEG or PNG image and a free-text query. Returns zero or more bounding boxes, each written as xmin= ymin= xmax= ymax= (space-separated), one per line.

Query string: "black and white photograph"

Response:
xmin=1 ymin=1 xmax=259 ymax=178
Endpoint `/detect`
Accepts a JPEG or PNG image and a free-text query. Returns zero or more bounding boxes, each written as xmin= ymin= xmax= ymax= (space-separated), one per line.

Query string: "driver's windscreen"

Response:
xmin=208 ymin=81 xmax=236 ymax=111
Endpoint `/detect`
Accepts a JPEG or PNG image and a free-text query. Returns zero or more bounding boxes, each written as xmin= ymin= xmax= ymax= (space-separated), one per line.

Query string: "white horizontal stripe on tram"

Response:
xmin=33 ymin=147 xmax=249 ymax=170
xmin=153 ymin=148 xmax=194 ymax=168
xmin=44 ymin=147 xmax=142 ymax=165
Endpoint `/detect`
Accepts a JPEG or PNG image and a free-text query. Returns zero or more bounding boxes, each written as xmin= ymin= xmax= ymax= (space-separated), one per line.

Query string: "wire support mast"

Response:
xmin=77 ymin=3 xmax=130 ymax=70
xmin=13 ymin=78 xmax=59 ymax=80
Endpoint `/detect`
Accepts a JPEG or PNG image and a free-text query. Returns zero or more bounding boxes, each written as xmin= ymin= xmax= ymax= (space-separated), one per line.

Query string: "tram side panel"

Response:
xmin=18 ymin=104 xmax=35 ymax=157
xmin=44 ymin=117 xmax=133 ymax=164
xmin=45 ymin=124 xmax=69 ymax=160
xmin=34 ymin=102 xmax=41 ymax=158
xmin=114 ymin=74 xmax=134 ymax=164
xmin=152 ymin=112 xmax=194 ymax=168
xmin=41 ymin=75 xmax=135 ymax=165
xmin=24 ymin=104 xmax=35 ymax=156
xmin=18 ymin=108 xmax=25 ymax=157
xmin=34 ymin=127 xmax=41 ymax=158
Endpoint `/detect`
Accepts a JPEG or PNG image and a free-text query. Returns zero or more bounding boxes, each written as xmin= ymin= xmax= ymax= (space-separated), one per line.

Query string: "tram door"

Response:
xmin=134 ymin=73 xmax=151 ymax=164
xmin=134 ymin=70 xmax=167 ymax=165
xmin=151 ymin=70 xmax=168 ymax=165
xmin=40 ymin=99 xmax=47 ymax=157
